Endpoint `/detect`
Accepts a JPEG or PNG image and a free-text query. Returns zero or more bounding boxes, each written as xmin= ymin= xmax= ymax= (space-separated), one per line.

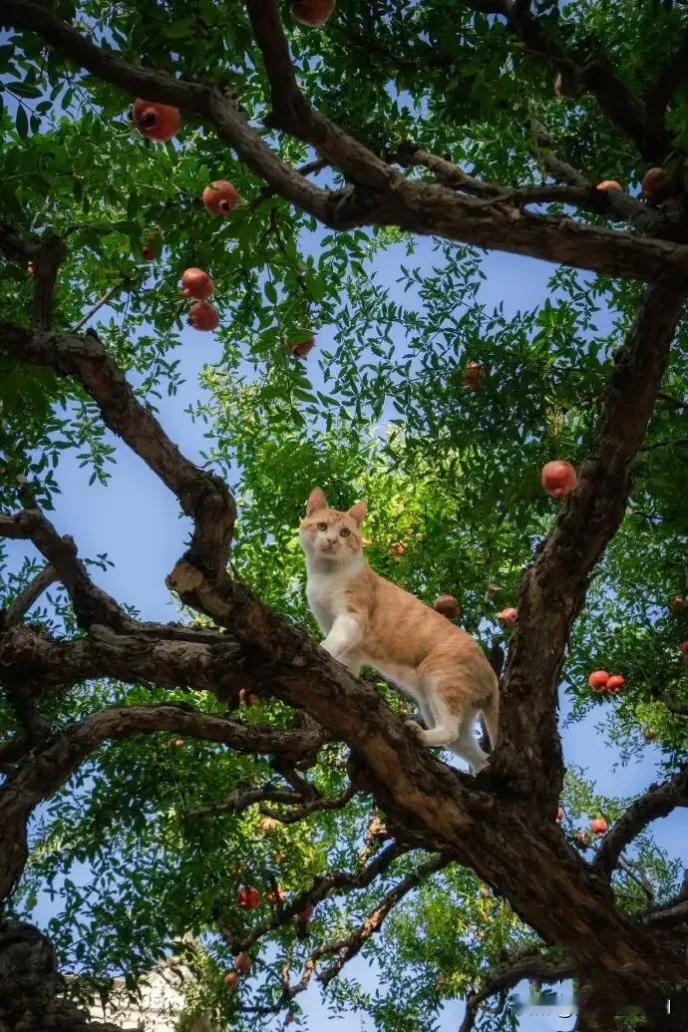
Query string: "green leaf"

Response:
xmin=15 ymin=104 xmax=28 ymax=138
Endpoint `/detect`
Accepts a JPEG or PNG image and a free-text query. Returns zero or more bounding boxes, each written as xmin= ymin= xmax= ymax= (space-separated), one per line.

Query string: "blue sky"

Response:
xmin=4 ymin=237 xmax=685 ymax=1031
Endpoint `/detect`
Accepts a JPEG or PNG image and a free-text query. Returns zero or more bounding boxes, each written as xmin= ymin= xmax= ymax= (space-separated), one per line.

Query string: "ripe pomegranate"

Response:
xmin=202 ymin=180 xmax=240 ymax=216
xmin=390 ymin=541 xmax=406 ymax=558
xmin=287 ymin=335 xmax=316 ymax=359
xmin=588 ymin=670 xmax=610 ymax=691
xmin=181 ymin=268 xmax=214 ymax=301
xmin=680 ymin=641 xmax=688 ymax=655
xmin=590 ymin=817 xmax=608 ymax=836
xmin=296 ymin=904 xmax=314 ymax=922
xmin=234 ymin=953 xmax=252 ymax=975
xmin=642 ymin=166 xmax=671 ymax=204
xmin=541 ymin=460 xmax=577 ymax=498
xmin=497 ymin=607 xmax=518 ymax=625
xmin=462 ymin=361 xmax=485 ymax=391
xmin=224 ymin=971 xmax=240 ymax=991
xmin=188 ymin=301 xmax=219 ymax=331
xmin=133 ymin=99 xmax=181 ymax=141
xmin=142 ymin=242 xmax=158 ymax=262
xmin=606 ymin=674 xmax=626 ymax=694
xmin=433 ymin=594 xmax=461 ymax=620
xmin=293 ymin=0 xmax=336 ymax=26
xmin=596 ymin=180 xmax=622 ymax=192
xmin=238 ymin=886 xmax=261 ymax=910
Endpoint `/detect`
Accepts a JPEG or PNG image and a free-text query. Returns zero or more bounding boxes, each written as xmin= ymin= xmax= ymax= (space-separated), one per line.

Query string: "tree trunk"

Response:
xmin=0 ymin=920 xmax=126 ymax=1032
xmin=577 ymin=982 xmax=677 ymax=1031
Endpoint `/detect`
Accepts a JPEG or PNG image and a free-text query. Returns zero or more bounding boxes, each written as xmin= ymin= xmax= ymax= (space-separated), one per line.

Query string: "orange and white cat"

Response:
xmin=300 ymin=488 xmax=499 ymax=773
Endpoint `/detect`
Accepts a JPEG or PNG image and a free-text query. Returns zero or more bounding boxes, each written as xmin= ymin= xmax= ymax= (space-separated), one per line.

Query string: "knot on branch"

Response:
xmin=167 ymin=560 xmax=205 ymax=596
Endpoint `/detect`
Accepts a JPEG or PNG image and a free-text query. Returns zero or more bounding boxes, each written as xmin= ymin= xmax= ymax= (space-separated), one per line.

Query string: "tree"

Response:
xmin=1 ymin=0 xmax=687 ymax=1029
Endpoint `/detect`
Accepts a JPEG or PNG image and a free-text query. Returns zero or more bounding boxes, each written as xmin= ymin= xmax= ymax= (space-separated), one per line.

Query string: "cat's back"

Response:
xmin=363 ymin=569 xmax=492 ymax=674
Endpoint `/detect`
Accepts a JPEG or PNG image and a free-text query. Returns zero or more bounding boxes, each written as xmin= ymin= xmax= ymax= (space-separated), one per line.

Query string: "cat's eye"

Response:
xmin=339 ymin=527 xmax=351 ymax=537
xmin=317 ymin=521 xmax=327 ymax=531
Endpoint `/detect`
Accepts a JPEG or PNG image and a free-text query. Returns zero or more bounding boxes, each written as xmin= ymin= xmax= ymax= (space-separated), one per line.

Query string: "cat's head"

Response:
xmin=299 ymin=487 xmax=367 ymax=565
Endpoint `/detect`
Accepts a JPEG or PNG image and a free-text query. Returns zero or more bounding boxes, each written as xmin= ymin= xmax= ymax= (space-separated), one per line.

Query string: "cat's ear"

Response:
xmin=306 ymin=487 xmax=328 ymax=515
xmin=347 ymin=500 xmax=368 ymax=526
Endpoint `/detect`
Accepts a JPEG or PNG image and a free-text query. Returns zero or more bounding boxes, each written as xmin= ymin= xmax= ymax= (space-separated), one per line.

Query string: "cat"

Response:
xmin=299 ymin=487 xmax=499 ymax=773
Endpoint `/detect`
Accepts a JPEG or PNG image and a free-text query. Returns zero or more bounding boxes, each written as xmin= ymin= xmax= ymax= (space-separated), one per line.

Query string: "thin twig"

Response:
xmin=73 ymin=280 xmax=129 ymax=331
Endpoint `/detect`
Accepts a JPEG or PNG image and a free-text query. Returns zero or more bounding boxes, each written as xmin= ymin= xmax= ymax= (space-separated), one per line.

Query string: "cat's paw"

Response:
xmin=404 ymin=719 xmax=425 ymax=741
xmin=321 ymin=639 xmax=344 ymax=662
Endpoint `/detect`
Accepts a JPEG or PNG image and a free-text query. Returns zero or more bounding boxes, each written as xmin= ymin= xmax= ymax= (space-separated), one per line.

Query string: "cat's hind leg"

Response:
xmin=451 ymin=712 xmax=490 ymax=773
xmin=406 ymin=677 xmax=489 ymax=774
xmin=405 ymin=683 xmax=462 ymax=749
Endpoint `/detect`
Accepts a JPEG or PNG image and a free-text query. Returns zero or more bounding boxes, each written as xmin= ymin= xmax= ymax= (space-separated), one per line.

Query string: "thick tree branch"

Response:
xmin=394 ymin=141 xmax=651 ymax=227
xmin=643 ymin=898 xmax=688 ymax=930
xmin=0 ymin=510 xmax=131 ymax=630
xmin=594 ymin=768 xmax=688 ymax=876
xmin=0 ymin=325 xmax=236 ymax=582
xmin=0 ymin=703 xmax=325 ymax=902
xmin=3 ymin=4 xmax=688 ymax=280
xmin=496 ymin=278 xmax=688 ymax=801
xmin=0 ymin=621 xmax=251 ymax=706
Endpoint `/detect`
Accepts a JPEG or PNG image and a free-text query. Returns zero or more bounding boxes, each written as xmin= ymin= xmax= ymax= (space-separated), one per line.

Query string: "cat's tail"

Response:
xmin=481 ymin=690 xmax=500 ymax=751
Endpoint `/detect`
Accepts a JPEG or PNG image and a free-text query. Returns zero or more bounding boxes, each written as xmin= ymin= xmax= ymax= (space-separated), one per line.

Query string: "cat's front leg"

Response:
xmin=321 ymin=613 xmax=363 ymax=665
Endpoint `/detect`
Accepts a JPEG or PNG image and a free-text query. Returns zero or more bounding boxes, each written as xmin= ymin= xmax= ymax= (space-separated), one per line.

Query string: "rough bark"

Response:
xmin=0 ymin=920 xmax=128 ymax=1032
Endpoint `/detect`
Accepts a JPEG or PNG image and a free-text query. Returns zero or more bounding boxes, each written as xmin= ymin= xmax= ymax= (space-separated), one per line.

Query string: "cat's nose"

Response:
xmin=326 ymin=537 xmax=338 ymax=546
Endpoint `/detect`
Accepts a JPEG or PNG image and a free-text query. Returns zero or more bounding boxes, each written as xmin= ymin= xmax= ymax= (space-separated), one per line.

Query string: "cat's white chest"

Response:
xmin=306 ymin=567 xmax=353 ymax=634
